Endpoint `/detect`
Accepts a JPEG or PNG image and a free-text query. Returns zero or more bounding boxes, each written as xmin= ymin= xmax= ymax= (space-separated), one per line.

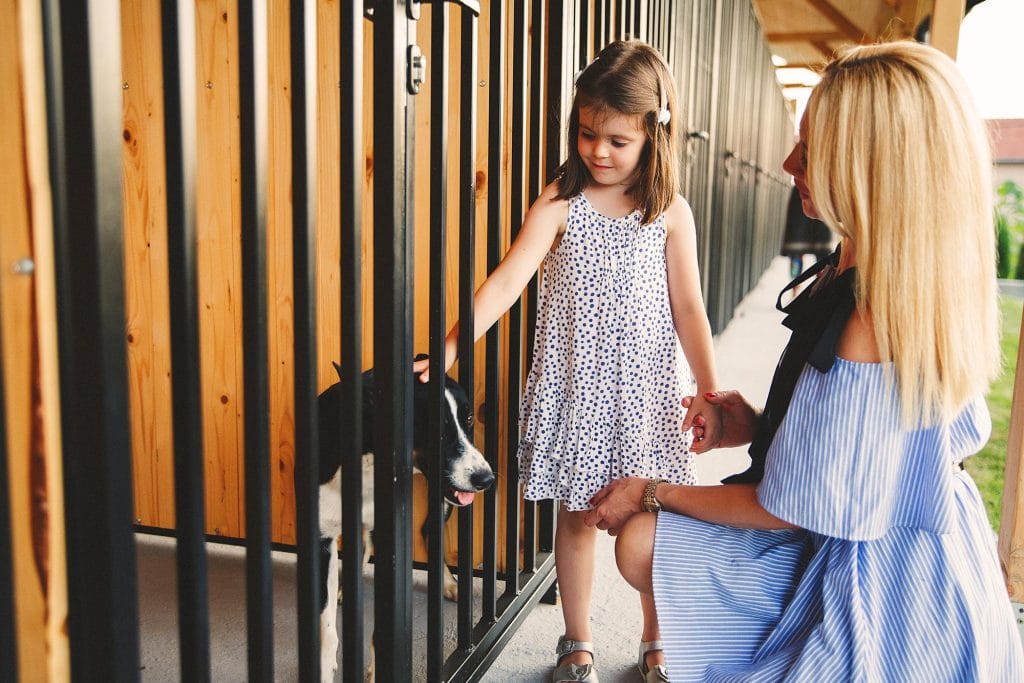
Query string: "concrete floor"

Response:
xmin=134 ymin=257 xmax=793 ymax=682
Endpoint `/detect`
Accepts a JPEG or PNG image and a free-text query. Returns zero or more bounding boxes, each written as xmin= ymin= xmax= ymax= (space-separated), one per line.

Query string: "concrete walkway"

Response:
xmin=482 ymin=256 xmax=794 ymax=682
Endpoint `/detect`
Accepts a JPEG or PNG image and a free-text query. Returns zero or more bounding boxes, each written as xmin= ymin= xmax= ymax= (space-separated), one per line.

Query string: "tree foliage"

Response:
xmin=996 ymin=181 xmax=1024 ymax=279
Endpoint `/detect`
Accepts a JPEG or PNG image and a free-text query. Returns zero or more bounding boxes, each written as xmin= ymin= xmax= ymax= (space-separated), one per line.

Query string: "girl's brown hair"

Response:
xmin=556 ymin=40 xmax=680 ymax=225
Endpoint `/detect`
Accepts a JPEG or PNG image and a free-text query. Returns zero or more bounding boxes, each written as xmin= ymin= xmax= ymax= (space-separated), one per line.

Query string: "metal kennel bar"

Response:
xmin=42 ymin=0 xmax=141 ymax=679
xmin=427 ymin=2 xmax=451 ymax=678
xmin=338 ymin=4 xmax=367 ymax=682
xmin=523 ymin=0 xmax=547 ymax=574
xmin=237 ymin=2 xmax=275 ymax=679
xmin=160 ymin=1 xmax=212 ymax=679
xmin=373 ymin=2 xmax=415 ymax=679
xmin=503 ymin=0 xmax=530 ymax=602
xmin=291 ymin=1 xmax=322 ymax=680
xmin=482 ymin=0 xmax=506 ymax=627
xmin=428 ymin=0 xmax=452 ymax=679
xmin=456 ymin=5 xmax=479 ymax=655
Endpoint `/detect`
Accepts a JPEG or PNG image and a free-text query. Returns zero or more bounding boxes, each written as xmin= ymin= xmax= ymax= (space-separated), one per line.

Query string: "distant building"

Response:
xmin=989 ymin=119 xmax=1024 ymax=187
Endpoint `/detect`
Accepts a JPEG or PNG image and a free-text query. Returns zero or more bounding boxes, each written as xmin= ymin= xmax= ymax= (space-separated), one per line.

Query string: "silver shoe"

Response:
xmin=552 ymin=636 xmax=599 ymax=683
xmin=637 ymin=640 xmax=669 ymax=682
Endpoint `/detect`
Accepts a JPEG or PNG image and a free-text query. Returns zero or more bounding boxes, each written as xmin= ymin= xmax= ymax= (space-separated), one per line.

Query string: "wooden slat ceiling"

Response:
xmin=752 ymin=0 xmax=936 ymax=73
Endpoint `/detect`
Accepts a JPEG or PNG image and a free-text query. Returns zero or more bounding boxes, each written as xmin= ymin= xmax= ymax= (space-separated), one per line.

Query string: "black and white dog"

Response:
xmin=311 ymin=361 xmax=495 ymax=680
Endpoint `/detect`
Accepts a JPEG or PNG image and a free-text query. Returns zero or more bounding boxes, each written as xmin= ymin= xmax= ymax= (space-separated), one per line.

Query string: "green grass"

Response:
xmin=964 ymin=295 xmax=1024 ymax=530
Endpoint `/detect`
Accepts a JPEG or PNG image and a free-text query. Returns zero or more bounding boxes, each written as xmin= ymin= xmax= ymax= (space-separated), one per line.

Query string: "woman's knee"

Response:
xmin=615 ymin=512 xmax=656 ymax=593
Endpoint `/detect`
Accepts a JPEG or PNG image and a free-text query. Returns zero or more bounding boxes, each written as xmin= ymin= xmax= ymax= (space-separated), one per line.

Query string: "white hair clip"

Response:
xmin=574 ymin=56 xmax=599 ymax=87
xmin=657 ymin=108 xmax=671 ymax=125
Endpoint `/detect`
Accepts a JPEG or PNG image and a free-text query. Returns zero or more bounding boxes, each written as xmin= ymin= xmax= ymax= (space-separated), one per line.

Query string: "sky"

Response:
xmin=957 ymin=0 xmax=1024 ymax=119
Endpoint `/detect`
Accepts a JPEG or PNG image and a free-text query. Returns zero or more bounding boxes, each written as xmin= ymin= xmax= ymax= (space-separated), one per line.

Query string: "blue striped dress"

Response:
xmin=652 ymin=359 xmax=1024 ymax=681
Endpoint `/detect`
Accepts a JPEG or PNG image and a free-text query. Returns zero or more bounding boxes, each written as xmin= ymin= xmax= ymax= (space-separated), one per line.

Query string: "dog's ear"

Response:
xmin=332 ymin=361 xmax=342 ymax=380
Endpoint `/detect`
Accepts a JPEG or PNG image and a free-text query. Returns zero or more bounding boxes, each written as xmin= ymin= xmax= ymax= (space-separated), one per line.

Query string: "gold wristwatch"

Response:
xmin=642 ymin=478 xmax=669 ymax=512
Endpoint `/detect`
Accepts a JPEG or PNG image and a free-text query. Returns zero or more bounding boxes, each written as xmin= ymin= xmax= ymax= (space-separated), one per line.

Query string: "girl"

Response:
xmin=415 ymin=40 xmax=721 ymax=683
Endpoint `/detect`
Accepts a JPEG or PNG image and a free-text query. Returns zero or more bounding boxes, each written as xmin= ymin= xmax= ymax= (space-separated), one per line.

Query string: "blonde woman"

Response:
xmin=585 ymin=41 xmax=1024 ymax=681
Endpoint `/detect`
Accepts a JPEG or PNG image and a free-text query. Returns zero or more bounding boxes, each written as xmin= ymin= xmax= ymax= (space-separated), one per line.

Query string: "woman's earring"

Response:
xmin=657 ymin=108 xmax=671 ymax=125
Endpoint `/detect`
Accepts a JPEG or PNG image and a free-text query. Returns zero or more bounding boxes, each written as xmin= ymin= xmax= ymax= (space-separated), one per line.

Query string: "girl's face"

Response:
xmin=577 ymin=106 xmax=646 ymax=187
xmin=782 ymin=110 xmax=818 ymax=219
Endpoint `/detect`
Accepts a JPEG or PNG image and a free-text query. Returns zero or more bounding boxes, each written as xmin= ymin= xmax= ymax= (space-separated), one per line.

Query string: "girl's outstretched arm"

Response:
xmin=664 ymin=195 xmax=722 ymax=451
xmin=415 ymin=182 xmax=567 ymax=381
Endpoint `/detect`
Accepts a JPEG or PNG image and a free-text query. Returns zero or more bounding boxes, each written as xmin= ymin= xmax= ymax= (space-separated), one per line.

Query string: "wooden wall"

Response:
xmin=1 ymin=0 xmax=70 ymax=679
xmin=121 ymin=1 xmax=526 ymax=565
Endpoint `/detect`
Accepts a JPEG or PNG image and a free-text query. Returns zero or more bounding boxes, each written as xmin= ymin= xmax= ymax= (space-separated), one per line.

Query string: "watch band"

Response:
xmin=642 ymin=478 xmax=669 ymax=512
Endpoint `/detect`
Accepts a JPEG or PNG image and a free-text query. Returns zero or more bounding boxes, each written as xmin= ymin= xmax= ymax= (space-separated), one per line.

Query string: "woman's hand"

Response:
xmin=683 ymin=390 xmax=760 ymax=449
xmin=584 ymin=477 xmax=648 ymax=535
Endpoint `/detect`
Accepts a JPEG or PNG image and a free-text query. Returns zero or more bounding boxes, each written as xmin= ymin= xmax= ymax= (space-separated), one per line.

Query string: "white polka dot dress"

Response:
xmin=518 ymin=192 xmax=696 ymax=512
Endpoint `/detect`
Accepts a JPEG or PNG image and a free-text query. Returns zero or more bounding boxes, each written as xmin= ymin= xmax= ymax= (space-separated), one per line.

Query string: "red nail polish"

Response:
xmin=704 ymin=392 xmax=715 ymax=399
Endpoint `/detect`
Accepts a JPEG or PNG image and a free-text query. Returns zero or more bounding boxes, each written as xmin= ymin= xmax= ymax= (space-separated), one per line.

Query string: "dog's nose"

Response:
xmin=470 ymin=469 xmax=495 ymax=490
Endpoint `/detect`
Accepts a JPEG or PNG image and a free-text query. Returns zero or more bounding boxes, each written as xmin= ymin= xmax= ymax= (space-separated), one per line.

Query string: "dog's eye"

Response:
xmin=465 ymin=414 xmax=474 ymax=428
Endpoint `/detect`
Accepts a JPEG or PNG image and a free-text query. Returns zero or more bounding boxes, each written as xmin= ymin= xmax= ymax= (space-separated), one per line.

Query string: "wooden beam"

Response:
xmin=999 ymin=309 xmax=1024 ymax=601
xmin=777 ymin=61 xmax=826 ymax=71
xmin=765 ymin=31 xmax=845 ymax=43
xmin=930 ymin=0 xmax=965 ymax=58
xmin=811 ymin=39 xmax=836 ymax=59
xmin=807 ymin=0 xmax=865 ymax=42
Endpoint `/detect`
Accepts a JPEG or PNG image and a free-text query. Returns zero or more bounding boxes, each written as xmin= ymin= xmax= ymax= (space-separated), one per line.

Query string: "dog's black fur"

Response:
xmin=310 ymin=360 xmax=494 ymax=680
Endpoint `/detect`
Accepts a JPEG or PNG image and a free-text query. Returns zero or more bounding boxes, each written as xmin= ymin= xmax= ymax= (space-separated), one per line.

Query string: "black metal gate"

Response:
xmin=2 ymin=1 xmax=793 ymax=681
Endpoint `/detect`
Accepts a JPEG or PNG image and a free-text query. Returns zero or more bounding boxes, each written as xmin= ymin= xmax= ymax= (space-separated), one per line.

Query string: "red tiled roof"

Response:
xmin=988 ymin=119 xmax=1024 ymax=160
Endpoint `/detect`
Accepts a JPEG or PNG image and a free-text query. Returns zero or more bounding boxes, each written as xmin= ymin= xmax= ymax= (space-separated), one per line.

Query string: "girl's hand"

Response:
xmin=584 ymin=477 xmax=647 ymax=535
xmin=414 ymin=335 xmax=458 ymax=382
xmin=682 ymin=390 xmax=760 ymax=449
xmin=412 ymin=355 xmax=433 ymax=380
xmin=682 ymin=394 xmax=723 ymax=453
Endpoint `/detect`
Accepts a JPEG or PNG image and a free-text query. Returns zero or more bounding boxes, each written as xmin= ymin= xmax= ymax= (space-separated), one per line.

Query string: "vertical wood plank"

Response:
xmin=122 ymin=0 xmax=177 ymax=530
xmin=930 ymin=0 xmax=966 ymax=59
xmin=1 ymin=0 xmax=46 ymax=675
xmin=316 ymin=1 xmax=375 ymax=392
xmin=999 ymin=310 xmax=1024 ymax=599
xmin=267 ymin=0 xmax=295 ymax=546
xmin=196 ymin=0 xmax=245 ymax=537
xmin=6 ymin=0 xmax=70 ymax=677
xmin=316 ymin=0 xmax=341 ymax=390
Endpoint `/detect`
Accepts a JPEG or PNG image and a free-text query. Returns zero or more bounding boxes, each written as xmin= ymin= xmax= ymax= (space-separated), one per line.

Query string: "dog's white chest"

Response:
xmin=318 ymin=454 xmax=374 ymax=538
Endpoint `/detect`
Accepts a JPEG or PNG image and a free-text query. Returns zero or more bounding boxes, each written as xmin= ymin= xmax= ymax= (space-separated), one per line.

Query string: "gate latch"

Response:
xmin=408 ymin=44 xmax=426 ymax=94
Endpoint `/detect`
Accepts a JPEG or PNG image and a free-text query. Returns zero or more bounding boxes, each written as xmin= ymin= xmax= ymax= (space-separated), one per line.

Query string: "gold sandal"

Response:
xmin=637 ymin=640 xmax=669 ymax=682
xmin=552 ymin=636 xmax=599 ymax=683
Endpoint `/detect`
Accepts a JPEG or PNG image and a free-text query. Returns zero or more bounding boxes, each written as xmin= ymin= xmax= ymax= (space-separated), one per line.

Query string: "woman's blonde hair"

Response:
xmin=557 ymin=40 xmax=680 ymax=225
xmin=805 ymin=41 xmax=999 ymax=425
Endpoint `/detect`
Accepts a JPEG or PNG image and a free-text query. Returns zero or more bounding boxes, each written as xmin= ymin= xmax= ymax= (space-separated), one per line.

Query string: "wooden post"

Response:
xmin=930 ymin=0 xmax=966 ymax=59
xmin=999 ymin=311 xmax=1024 ymax=600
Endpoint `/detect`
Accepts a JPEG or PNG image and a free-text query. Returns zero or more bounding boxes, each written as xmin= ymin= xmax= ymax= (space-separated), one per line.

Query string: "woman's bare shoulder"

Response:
xmin=836 ymin=306 xmax=881 ymax=363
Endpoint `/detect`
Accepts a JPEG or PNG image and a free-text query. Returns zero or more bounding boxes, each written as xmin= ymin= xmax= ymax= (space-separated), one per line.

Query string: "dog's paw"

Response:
xmin=320 ymin=655 xmax=338 ymax=683
xmin=443 ymin=580 xmax=459 ymax=602
xmin=320 ymin=626 xmax=339 ymax=682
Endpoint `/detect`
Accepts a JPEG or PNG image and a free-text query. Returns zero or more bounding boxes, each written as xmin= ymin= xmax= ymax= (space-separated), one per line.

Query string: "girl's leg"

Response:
xmin=556 ymin=506 xmax=598 ymax=666
xmin=616 ymin=513 xmax=664 ymax=669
